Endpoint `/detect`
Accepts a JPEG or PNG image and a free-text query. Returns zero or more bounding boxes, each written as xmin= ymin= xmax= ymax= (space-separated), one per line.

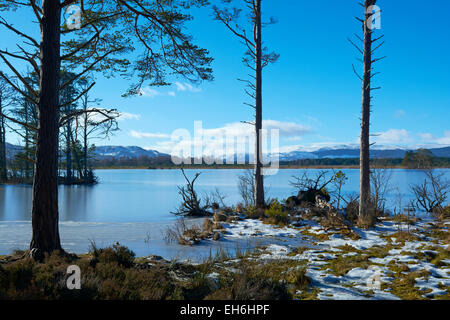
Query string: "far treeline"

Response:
xmin=90 ymin=149 xmax=450 ymax=169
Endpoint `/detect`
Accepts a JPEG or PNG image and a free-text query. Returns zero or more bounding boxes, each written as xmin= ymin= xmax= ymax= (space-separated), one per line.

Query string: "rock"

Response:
xmin=181 ymin=228 xmax=202 ymax=245
xmin=424 ymin=250 xmax=437 ymax=260
xmin=146 ymin=255 xmax=169 ymax=265
xmin=213 ymin=232 xmax=221 ymax=241
xmin=214 ymin=212 xmax=228 ymax=222
xmin=298 ymin=189 xmax=331 ymax=205
xmin=178 ymin=236 xmax=200 ymax=246
xmin=205 ymin=273 xmax=220 ymax=290
xmin=286 ymin=196 xmax=299 ymax=208
xmin=202 ymin=218 xmax=214 ymax=233
xmin=286 ymin=188 xmax=332 ymax=208
xmin=213 ymin=222 xmax=224 ymax=230
xmin=147 ymin=255 xmax=165 ymax=262
xmin=200 ymin=231 xmax=211 ymax=239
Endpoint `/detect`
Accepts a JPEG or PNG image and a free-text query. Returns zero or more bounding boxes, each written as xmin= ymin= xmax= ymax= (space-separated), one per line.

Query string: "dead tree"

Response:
xmin=0 ymin=0 xmax=212 ymax=260
xmin=214 ymin=0 xmax=279 ymax=210
xmin=174 ymin=169 xmax=211 ymax=217
xmin=411 ymin=169 xmax=450 ymax=216
xmin=370 ymin=166 xmax=392 ymax=215
xmin=348 ymin=0 xmax=385 ymax=227
xmin=238 ymin=169 xmax=255 ymax=207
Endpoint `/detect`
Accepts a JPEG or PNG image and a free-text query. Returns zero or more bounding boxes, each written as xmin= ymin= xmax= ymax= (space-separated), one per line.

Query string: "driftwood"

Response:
xmin=173 ymin=169 xmax=212 ymax=217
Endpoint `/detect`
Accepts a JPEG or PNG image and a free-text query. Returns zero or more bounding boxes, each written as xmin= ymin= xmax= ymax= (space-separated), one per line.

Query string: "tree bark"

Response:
xmin=0 ymin=92 xmax=8 ymax=183
xmin=66 ymin=121 xmax=72 ymax=184
xmin=0 ymin=93 xmax=7 ymax=182
xmin=83 ymin=97 xmax=88 ymax=182
xmin=358 ymin=0 xmax=375 ymax=226
xmin=30 ymin=0 xmax=63 ymax=259
xmin=24 ymin=103 xmax=31 ymax=180
xmin=254 ymin=0 xmax=264 ymax=210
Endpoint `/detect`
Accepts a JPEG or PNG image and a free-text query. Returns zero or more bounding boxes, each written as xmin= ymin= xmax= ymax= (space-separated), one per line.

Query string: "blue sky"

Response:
xmin=1 ymin=0 xmax=449 ymax=154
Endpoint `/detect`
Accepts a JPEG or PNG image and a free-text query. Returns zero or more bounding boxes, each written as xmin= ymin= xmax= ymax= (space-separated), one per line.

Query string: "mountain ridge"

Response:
xmin=5 ymin=143 xmax=450 ymax=161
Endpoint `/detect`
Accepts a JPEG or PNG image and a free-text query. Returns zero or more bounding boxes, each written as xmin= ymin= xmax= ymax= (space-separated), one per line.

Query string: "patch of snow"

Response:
xmin=224 ymin=219 xmax=300 ymax=239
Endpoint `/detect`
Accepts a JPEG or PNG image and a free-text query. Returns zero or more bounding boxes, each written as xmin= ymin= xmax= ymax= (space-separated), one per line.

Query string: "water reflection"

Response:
xmin=0 ymin=169 xmax=448 ymax=223
xmin=61 ymin=186 xmax=91 ymax=221
xmin=0 ymin=185 xmax=32 ymax=221
xmin=0 ymin=169 xmax=449 ymax=258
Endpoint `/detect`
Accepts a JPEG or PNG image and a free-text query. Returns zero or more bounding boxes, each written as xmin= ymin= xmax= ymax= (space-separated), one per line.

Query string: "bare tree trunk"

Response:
xmin=66 ymin=121 xmax=72 ymax=184
xmin=0 ymin=94 xmax=7 ymax=182
xmin=358 ymin=0 xmax=375 ymax=226
xmin=24 ymin=105 xmax=31 ymax=180
xmin=30 ymin=0 xmax=63 ymax=259
xmin=254 ymin=0 xmax=264 ymax=210
xmin=83 ymin=100 xmax=88 ymax=182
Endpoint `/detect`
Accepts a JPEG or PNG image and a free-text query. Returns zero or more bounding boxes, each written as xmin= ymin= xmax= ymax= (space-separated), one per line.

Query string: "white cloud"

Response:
xmin=418 ymin=133 xmax=435 ymax=140
xmin=130 ymin=130 xmax=170 ymax=139
xmin=264 ymin=120 xmax=312 ymax=137
xmin=138 ymin=87 xmax=161 ymax=98
xmin=175 ymin=82 xmax=202 ymax=93
xmin=143 ymin=120 xmax=312 ymax=157
xmin=373 ymin=129 xmax=411 ymax=144
xmin=418 ymin=131 xmax=450 ymax=146
xmin=118 ymin=112 xmax=140 ymax=121
xmin=199 ymin=120 xmax=312 ymax=139
xmin=138 ymin=87 xmax=177 ymax=98
xmin=137 ymin=83 xmax=200 ymax=98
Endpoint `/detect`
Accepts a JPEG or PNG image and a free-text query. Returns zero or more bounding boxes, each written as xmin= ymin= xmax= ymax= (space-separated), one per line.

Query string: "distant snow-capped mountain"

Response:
xmin=93 ymin=146 xmax=168 ymax=160
xmin=4 ymin=143 xmax=167 ymax=160
xmin=274 ymin=145 xmax=450 ymax=161
xmin=5 ymin=143 xmax=450 ymax=162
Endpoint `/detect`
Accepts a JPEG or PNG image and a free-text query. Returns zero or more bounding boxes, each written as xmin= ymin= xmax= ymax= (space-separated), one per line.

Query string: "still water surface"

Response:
xmin=0 ymin=169 xmax=448 ymax=258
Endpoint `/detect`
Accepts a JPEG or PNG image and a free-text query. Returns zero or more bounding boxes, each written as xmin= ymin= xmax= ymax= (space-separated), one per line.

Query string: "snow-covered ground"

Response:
xmin=220 ymin=216 xmax=450 ymax=300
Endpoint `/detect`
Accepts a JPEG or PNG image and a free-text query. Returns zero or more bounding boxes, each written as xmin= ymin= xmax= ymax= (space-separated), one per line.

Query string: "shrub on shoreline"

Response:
xmin=0 ymin=243 xmax=311 ymax=300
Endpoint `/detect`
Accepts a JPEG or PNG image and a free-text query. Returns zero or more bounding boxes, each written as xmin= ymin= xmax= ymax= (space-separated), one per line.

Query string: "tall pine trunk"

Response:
xmin=83 ymin=112 xmax=88 ymax=182
xmin=66 ymin=121 xmax=72 ymax=184
xmin=30 ymin=0 xmax=63 ymax=259
xmin=358 ymin=0 xmax=375 ymax=227
xmin=25 ymin=105 xmax=31 ymax=180
xmin=0 ymin=94 xmax=7 ymax=182
xmin=254 ymin=0 xmax=264 ymax=210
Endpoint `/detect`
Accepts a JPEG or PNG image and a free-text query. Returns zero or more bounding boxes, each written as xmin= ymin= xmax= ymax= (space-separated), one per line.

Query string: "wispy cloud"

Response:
xmin=118 ymin=112 xmax=141 ymax=121
xmin=138 ymin=87 xmax=161 ymax=98
xmin=175 ymin=82 xmax=202 ymax=93
xmin=418 ymin=131 xmax=450 ymax=146
xmin=200 ymin=120 xmax=312 ymax=138
xmin=130 ymin=130 xmax=170 ymax=139
xmin=373 ymin=129 xmax=411 ymax=144
xmin=137 ymin=87 xmax=177 ymax=98
xmin=142 ymin=120 xmax=312 ymax=156
xmin=265 ymin=120 xmax=312 ymax=137
xmin=136 ymin=83 xmax=201 ymax=98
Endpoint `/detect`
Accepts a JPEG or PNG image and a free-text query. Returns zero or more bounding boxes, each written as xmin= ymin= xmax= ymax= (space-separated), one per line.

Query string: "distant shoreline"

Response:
xmin=92 ymin=165 xmax=450 ymax=170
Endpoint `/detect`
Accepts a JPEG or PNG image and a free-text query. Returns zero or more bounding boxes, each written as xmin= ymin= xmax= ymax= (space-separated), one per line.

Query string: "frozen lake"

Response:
xmin=0 ymin=168 xmax=448 ymax=258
